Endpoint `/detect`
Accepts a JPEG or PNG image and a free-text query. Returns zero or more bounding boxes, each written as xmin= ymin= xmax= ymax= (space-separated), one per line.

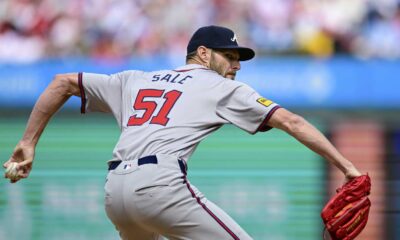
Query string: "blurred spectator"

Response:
xmin=248 ymin=0 xmax=295 ymax=53
xmin=0 ymin=0 xmax=399 ymax=63
xmin=351 ymin=2 xmax=400 ymax=59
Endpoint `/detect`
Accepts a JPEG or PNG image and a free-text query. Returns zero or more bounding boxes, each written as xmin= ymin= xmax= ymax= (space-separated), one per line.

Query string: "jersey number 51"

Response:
xmin=127 ymin=89 xmax=182 ymax=126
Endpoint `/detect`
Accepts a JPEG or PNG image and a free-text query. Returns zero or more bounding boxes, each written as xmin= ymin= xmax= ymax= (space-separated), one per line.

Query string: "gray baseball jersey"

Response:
xmin=79 ymin=64 xmax=280 ymax=163
xmin=79 ymin=64 xmax=280 ymax=240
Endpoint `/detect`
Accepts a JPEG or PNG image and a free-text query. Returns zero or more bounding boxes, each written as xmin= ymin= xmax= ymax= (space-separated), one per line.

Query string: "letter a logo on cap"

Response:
xmin=231 ymin=34 xmax=237 ymax=43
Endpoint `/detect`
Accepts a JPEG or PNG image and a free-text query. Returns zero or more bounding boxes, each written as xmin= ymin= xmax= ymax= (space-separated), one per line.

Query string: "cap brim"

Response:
xmin=214 ymin=46 xmax=255 ymax=61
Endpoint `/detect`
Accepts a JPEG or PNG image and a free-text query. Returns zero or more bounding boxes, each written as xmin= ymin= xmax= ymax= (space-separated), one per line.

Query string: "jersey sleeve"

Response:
xmin=78 ymin=72 xmax=124 ymax=122
xmin=216 ymin=82 xmax=280 ymax=134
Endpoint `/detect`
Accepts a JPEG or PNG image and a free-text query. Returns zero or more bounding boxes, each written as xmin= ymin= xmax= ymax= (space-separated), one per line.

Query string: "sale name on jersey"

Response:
xmin=257 ymin=97 xmax=273 ymax=107
xmin=152 ymin=73 xmax=192 ymax=84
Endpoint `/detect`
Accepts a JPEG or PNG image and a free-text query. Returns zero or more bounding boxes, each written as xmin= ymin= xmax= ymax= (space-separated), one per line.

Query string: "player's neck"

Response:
xmin=186 ymin=58 xmax=209 ymax=69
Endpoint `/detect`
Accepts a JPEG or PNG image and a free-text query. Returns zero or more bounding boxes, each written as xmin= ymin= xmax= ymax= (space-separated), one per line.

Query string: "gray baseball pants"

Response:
xmin=104 ymin=154 xmax=253 ymax=240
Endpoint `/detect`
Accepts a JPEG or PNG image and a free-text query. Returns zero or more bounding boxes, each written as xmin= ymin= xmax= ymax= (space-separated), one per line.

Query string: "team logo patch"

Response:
xmin=257 ymin=97 xmax=273 ymax=107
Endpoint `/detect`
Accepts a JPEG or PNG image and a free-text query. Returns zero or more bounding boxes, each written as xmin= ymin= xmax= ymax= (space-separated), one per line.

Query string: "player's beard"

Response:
xmin=209 ymin=52 xmax=236 ymax=80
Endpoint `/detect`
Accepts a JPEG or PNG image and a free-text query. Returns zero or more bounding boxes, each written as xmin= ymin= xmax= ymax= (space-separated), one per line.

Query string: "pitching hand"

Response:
xmin=3 ymin=142 xmax=35 ymax=183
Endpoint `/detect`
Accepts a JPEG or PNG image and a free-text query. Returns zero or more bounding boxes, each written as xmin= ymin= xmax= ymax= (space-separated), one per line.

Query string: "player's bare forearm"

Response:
xmin=4 ymin=73 xmax=80 ymax=182
xmin=268 ymin=108 xmax=361 ymax=179
xmin=21 ymin=73 xmax=80 ymax=146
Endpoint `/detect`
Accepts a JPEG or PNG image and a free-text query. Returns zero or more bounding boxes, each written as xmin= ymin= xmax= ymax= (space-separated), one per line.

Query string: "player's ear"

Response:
xmin=197 ymin=46 xmax=211 ymax=64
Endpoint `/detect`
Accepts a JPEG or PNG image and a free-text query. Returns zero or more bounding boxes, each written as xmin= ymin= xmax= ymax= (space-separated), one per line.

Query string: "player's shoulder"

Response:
xmin=215 ymin=75 xmax=253 ymax=90
xmin=115 ymin=70 xmax=144 ymax=78
xmin=180 ymin=66 xmax=253 ymax=91
xmin=113 ymin=69 xmax=160 ymax=83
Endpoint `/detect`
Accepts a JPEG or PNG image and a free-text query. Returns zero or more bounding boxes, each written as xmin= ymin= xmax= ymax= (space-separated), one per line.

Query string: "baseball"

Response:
xmin=5 ymin=162 xmax=19 ymax=181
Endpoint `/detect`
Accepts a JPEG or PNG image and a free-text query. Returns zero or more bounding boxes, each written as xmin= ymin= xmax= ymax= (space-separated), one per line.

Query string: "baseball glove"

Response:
xmin=321 ymin=174 xmax=371 ymax=240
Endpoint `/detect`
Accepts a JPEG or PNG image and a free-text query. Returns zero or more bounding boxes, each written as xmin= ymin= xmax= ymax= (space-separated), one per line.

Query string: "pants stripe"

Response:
xmin=183 ymin=176 xmax=240 ymax=240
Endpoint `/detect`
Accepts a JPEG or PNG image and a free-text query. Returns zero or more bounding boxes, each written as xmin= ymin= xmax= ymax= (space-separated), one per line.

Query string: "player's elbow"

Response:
xmin=281 ymin=113 xmax=306 ymax=134
xmin=52 ymin=73 xmax=80 ymax=97
xmin=269 ymin=108 xmax=307 ymax=133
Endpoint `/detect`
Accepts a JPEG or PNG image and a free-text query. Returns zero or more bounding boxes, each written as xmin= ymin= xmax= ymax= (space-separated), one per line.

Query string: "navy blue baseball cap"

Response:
xmin=187 ymin=25 xmax=255 ymax=61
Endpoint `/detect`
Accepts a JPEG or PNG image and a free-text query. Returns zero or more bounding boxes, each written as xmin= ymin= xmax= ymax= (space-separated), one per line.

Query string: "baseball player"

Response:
xmin=4 ymin=25 xmax=362 ymax=240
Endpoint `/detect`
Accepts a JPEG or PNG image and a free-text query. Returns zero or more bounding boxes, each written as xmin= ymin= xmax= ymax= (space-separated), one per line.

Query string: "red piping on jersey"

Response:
xmin=182 ymin=176 xmax=240 ymax=240
xmin=173 ymin=67 xmax=209 ymax=72
xmin=257 ymin=105 xmax=281 ymax=132
xmin=78 ymin=72 xmax=86 ymax=114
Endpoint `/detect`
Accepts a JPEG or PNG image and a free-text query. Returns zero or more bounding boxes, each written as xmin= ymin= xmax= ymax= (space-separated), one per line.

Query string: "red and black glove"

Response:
xmin=321 ymin=175 xmax=371 ymax=240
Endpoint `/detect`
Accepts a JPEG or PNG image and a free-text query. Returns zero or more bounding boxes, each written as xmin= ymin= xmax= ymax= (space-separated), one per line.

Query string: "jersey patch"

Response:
xmin=256 ymin=97 xmax=273 ymax=107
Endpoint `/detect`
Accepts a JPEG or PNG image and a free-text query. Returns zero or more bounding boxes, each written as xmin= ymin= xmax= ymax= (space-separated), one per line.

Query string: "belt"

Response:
xmin=108 ymin=155 xmax=157 ymax=171
xmin=108 ymin=155 xmax=187 ymax=174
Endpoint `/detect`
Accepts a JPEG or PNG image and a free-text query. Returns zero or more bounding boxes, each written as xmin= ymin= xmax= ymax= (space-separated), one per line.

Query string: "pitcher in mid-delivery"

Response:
xmin=4 ymin=25 xmax=362 ymax=240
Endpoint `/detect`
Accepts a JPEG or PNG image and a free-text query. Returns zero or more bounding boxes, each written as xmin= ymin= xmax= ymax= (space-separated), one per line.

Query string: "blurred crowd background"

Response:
xmin=1 ymin=1 xmax=399 ymax=240
xmin=1 ymin=0 xmax=400 ymax=63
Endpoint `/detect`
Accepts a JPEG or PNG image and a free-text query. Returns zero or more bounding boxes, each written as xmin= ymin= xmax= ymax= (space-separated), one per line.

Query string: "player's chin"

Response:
xmin=225 ymin=73 xmax=236 ymax=80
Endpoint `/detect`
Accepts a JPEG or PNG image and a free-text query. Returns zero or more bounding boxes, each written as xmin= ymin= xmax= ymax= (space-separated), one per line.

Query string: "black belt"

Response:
xmin=108 ymin=155 xmax=187 ymax=174
xmin=108 ymin=155 xmax=158 ymax=171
